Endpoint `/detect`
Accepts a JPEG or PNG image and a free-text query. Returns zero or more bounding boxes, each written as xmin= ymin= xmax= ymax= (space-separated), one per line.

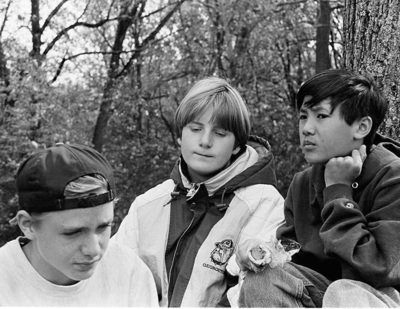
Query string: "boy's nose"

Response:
xmin=199 ymin=132 xmax=213 ymax=148
xmin=81 ymin=234 xmax=102 ymax=258
xmin=301 ymin=120 xmax=315 ymax=136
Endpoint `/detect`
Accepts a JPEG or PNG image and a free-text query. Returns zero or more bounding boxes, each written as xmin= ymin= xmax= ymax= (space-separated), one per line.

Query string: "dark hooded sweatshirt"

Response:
xmin=278 ymin=133 xmax=400 ymax=290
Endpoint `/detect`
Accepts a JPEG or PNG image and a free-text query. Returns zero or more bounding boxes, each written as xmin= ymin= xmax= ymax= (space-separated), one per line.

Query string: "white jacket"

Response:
xmin=114 ymin=144 xmax=285 ymax=306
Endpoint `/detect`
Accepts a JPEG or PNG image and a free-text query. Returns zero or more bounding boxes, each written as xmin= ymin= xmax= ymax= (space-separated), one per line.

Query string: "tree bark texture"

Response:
xmin=30 ymin=0 xmax=41 ymax=62
xmin=316 ymin=0 xmax=331 ymax=73
xmin=343 ymin=0 xmax=400 ymax=139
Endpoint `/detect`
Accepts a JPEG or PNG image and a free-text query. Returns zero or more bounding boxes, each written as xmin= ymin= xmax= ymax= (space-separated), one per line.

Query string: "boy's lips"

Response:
xmin=194 ymin=152 xmax=212 ymax=158
xmin=75 ymin=260 xmax=99 ymax=270
xmin=303 ymin=139 xmax=315 ymax=146
xmin=302 ymin=140 xmax=316 ymax=149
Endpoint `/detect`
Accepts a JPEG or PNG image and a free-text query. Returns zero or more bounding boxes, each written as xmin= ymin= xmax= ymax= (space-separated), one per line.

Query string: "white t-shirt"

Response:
xmin=0 ymin=237 xmax=159 ymax=307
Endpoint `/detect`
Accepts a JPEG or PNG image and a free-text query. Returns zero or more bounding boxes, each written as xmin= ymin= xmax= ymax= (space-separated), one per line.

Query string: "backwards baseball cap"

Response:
xmin=16 ymin=143 xmax=116 ymax=213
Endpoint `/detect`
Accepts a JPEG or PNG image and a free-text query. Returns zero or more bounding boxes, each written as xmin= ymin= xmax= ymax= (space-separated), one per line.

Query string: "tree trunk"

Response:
xmin=0 ymin=43 xmax=14 ymax=107
xmin=92 ymin=0 xmax=186 ymax=152
xmin=92 ymin=9 xmax=135 ymax=152
xmin=343 ymin=0 xmax=400 ymax=139
xmin=316 ymin=0 xmax=331 ymax=73
xmin=30 ymin=0 xmax=42 ymax=63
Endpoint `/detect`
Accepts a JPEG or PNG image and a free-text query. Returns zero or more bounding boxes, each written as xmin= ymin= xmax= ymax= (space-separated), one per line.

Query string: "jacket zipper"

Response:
xmin=168 ymin=204 xmax=196 ymax=282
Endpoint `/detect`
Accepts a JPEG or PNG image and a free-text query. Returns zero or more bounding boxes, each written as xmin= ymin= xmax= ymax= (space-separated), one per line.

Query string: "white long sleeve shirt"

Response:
xmin=0 ymin=237 xmax=159 ymax=307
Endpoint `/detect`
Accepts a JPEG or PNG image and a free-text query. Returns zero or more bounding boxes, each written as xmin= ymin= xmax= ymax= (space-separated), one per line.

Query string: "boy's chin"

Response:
xmin=304 ymin=156 xmax=329 ymax=165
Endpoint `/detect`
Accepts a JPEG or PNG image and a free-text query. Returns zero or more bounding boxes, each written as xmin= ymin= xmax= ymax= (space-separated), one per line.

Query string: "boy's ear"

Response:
xmin=177 ymin=137 xmax=182 ymax=146
xmin=354 ymin=116 xmax=372 ymax=140
xmin=232 ymin=145 xmax=241 ymax=155
xmin=16 ymin=211 xmax=36 ymax=240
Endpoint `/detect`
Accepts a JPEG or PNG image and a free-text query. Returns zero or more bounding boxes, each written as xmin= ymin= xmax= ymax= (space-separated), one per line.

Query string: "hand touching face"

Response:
xmin=324 ymin=145 xmax=367 ymax=187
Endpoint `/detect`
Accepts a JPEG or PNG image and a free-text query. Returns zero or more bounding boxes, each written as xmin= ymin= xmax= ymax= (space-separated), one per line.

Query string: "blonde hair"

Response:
xmin=63 ymin=174 xmax=108 ymax=199
xmin=174 ymin=77 xmax=251 ymax=148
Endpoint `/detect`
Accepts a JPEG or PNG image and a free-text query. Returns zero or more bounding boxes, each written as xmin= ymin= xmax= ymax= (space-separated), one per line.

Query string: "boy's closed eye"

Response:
xmin=187 ymin=124 xmax=202 ymax=132
xmin=214 ymin=130 xmax=227 ymax=137
xmin=62 ymin=223 xmax=113 ymax=237
xmin=62 ymin=229 xmax=81 ymax=237
xmin=97 ymin=223 xmax=113 ymax=232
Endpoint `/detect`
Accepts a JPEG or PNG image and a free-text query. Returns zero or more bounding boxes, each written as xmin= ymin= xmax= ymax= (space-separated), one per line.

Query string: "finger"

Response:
xmin=351 ymin=148 xmax=363 ymax=165
xmin=358 ymin=144 xmax=367 ymax=163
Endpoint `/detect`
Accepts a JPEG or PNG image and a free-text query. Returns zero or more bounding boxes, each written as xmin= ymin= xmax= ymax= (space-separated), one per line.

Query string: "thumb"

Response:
xmin=352 ymin=145 xmax=367 ymax=164
xmin=358 ymin=144 xmax=367 ymax=163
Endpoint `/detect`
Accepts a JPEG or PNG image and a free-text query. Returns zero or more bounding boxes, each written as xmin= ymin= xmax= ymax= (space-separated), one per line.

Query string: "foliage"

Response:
xmin=0 ymin=0 xmax=344 ymax=246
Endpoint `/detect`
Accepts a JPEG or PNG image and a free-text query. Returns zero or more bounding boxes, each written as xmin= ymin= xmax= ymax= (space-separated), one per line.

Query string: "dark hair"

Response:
xmin=297 ymin=69 xmax=388 ymax=147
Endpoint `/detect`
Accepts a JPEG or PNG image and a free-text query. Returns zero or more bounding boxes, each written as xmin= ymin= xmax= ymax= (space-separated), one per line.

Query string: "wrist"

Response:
xmin=323 ymin=183 xmax=353 ymax=205
xmin=325 ymin=179 xmax=352 ymax=187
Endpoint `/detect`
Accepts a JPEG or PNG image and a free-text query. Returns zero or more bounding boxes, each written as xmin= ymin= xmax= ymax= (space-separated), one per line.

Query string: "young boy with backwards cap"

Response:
xmin=0 ymin=143 xmax=158 ymax=307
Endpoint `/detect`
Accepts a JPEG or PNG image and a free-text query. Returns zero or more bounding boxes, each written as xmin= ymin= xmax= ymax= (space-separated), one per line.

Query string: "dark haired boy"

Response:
xmin=237 ymin=69 xmax=400 ymax=307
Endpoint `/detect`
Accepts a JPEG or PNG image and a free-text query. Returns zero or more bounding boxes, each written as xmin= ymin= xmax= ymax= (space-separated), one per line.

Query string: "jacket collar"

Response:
xmin=178 ymin=146 xmax=259 ymax=196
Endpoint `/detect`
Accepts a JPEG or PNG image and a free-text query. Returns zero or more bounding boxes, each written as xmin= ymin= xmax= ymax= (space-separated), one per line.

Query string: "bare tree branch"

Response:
xmin=40 ymin=0 xmax=69 ymax=35
xmin=0 ymin=0 xmax=12 ymax=38
xmin=117 ymin=0 xmax=187 ymax=77
xmin=43 ymin=17 xmax=118 ymax=56
xmin=140 ymin=0 xmax=186 ymax=49
xmin=51 ymin=48 xmax=141 ymax=83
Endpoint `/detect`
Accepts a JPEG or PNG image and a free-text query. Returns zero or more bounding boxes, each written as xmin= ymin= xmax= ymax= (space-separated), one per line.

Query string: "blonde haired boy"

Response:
xmin=113 ymin=77 xmax=285 ymax=307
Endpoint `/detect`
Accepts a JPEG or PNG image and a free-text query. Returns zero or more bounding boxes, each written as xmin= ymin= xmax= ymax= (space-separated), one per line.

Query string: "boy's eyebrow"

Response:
xmin=300 ymin=104 xmax=330 ymax=113
xmin=61 ymin=219 xmax=113 ymax=230
xmin=187 ymin=120 xmax=204 ymax=125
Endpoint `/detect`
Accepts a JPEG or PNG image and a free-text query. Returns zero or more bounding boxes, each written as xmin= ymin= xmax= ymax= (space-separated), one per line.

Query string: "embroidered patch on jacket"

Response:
xmin=203 ymin=239 xmax=234 ymax=273
xmin=210 ymin=239 xmax=234 ymax=266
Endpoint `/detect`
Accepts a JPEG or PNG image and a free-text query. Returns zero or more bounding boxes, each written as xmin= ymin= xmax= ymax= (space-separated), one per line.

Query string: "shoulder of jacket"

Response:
xmin=370 ymin=144 xmax=400 ymax=167
xmin=233 ymin=183 xmax=283 ymax=203
xmin=133 ymin=179 xmax=175 ymax=207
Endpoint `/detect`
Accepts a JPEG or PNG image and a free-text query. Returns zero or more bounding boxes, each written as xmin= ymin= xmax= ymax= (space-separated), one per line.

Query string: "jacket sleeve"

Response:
xmin=112 ymin=179 xmax=174 ymax=253
xmin=227 ymin=184 xmax=285 ymax=276
xmin=242 ymin=184 xmax=286 ymax=243
xmin=225 ymin=184 xmax=285 ymax=307
xmin=320 ymin=163 xmax=400 ymax=288
xmin=112 ymin=199 xmax=140 ymax=253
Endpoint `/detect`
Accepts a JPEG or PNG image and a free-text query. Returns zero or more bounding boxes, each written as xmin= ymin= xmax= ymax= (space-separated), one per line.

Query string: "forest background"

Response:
xmin=0 ymin=0 xmax=399 ymax=246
